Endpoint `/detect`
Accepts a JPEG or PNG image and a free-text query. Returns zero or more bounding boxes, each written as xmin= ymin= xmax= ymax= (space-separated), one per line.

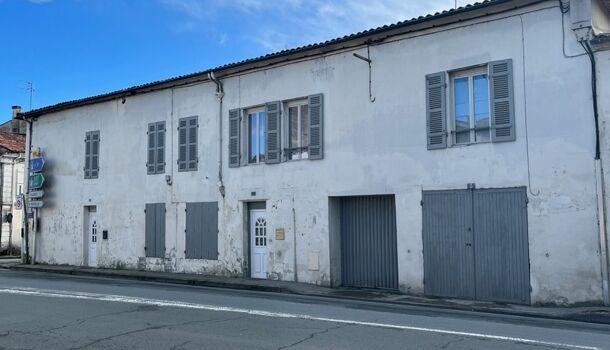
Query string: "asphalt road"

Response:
xmin=0 ymin=270 xmax=609 ymax=350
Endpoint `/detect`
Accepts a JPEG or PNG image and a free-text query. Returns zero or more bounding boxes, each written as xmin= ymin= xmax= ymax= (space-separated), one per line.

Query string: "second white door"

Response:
xmin=88 ymin=211 xmax=98 ymax=267
xmin=250 ymin=209 xmax=267 ymax=279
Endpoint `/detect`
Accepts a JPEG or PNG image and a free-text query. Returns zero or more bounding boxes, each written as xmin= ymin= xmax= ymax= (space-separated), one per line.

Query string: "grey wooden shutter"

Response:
xmin=155 ymin=203 xmax=165 ymax=258
xmin=308 ymin=94 xmax=324 ymax=160
xmin=145 ymin=204 xmax=156 ymax=257
xmin=185 ymin=203 xmax=199 ymax=259
xmin=84 ymin=132 xmax=91 ymax=179
xmin=178 ymin=118 xmax=187 ymax=171
xmin=426 ymin=72 xmax=447 ymax=150
xmin=91 ymin=131 xmax=100 ymax=178
xmin=187 ymin=116 xmax=198 ymax=171
xmin=202 ymin=202 xmax=218 ymax=260
xmin=145 ymin=203 xmax=165 ymax=258
xmin=265 ymin=101 xmax=281 ymax=164
xmin=156 ymin=122 xmax=166 ymax=173
xmin=228 ymin=109 xmax=240 ymax=167
xmin=185 ymin=202 xmax=218 ymax=260
xmin=489 ymin=59 xmax=515 ymax=142
xmin=147 ymin=123 xmax=156 ymax=174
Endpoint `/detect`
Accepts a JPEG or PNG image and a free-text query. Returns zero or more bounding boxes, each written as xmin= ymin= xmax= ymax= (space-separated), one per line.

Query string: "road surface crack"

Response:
xmin=441 ymin=337 xmax=465 ymax=349
xmin=64 ymin=314 xmax=252 ymax=350
xmin=276 ymin=323 xmax=350 ymax=350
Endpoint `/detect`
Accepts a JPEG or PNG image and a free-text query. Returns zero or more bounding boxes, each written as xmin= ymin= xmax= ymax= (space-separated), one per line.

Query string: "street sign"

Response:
xmin=15 ymin=195 xmax=23 ymax=210
xmin=28 ymin=200 xmax=44 ymax=208
xmin=29 ymin=173 xmax=45 ymax=189
xmin=30 ymin=157 xmax=45 ymax=173
xmin=27 ymin=190 xmax=45 ymax=199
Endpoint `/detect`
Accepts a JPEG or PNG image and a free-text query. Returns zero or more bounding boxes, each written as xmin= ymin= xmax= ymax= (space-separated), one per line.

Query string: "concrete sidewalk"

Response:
xmin=6 ymin=263 xmax=610 ymax=325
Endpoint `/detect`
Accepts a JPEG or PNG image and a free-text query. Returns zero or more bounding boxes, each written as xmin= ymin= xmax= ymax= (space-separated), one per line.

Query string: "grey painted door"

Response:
xmin=422 ymin=190 xmax=475 ymax=299
xmin=145 ymin=203 xmax=165 ymax=258
xmin=474 ymin=188 xmax=530 ymax=304
xmin=422 ymin=187 xmax=530 ymax=304
xmin=340 ymin=195 xmax=398 ymax=290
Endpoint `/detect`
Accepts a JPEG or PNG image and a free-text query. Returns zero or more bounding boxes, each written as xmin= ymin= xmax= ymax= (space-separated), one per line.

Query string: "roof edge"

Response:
xmin=20 ymin=0 xmax=545 ymax=119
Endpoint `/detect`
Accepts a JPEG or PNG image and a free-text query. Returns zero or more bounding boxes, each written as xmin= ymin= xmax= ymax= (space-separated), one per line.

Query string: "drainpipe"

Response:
xmin=581 ymin=40 xmax=610 ymax=305
xmin=207 ymin=71 xmax=225 ymax=198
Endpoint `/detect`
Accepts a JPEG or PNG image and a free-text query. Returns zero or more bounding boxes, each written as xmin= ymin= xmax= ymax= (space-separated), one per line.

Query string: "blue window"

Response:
xmin=248 ymin=110 xmax=266 ymax=163
xmin=452 ymin=69 xmax=490 ymax=144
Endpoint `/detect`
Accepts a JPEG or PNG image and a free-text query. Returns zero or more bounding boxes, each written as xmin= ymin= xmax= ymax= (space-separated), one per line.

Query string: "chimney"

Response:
xmin=11 ymin=105 xmax=22 ymax=119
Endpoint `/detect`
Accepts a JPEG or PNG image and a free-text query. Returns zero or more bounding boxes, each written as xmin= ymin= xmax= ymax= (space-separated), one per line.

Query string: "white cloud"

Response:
xmin=161 ymin=0 xmax=469 ymax=52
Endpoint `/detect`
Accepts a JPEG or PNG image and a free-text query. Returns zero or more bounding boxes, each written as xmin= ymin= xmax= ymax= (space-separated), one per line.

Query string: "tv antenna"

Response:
xmin=25 ymin=81 xmax=35 ymax=110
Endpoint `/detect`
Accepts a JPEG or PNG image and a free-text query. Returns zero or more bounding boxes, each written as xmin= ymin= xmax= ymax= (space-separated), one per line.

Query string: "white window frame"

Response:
xmin=246 ymin=107 xmax=266 ymax=164
xmin=285 ymin=99 xmax=309 ymax=161
xmin=449 ymin=66 xmax=490 ymax=146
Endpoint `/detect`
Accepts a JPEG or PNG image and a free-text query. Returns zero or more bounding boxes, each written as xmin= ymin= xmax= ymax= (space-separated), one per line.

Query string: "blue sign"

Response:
xmin=30 ymin=157 xmax=45 ymax=173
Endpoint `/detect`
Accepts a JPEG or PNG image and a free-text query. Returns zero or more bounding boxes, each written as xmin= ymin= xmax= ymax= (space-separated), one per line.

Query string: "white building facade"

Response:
xmin=21 ymin=0 xmax=610 ymax=305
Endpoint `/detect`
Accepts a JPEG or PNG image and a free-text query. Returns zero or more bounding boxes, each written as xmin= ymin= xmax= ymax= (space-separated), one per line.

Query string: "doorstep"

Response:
xmin=8 ymin=264 xmax=610 ymax=325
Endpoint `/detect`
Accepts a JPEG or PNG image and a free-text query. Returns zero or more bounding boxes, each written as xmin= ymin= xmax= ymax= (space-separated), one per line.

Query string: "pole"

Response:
xmin=23 ymin=119 xmax=32 ymax=264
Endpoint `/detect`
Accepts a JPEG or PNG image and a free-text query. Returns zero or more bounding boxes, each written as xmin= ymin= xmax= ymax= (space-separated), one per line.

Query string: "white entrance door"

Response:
xmin=250 ymin=209 xmax=267 ymax=279
xmin=88 ymin=211 xmax=98 ymax=267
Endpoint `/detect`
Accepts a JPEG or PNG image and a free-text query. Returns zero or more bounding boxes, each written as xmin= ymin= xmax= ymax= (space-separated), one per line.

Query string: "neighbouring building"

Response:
xmin=18 ymin=0 xmax=610 ymax=305
xmin=0 ymin=106 xmax=25 ymax=256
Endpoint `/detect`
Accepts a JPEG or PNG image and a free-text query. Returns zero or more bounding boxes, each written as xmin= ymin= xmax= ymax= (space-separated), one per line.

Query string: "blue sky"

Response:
xmin=0 ymin=0 xmax=459 ymax=122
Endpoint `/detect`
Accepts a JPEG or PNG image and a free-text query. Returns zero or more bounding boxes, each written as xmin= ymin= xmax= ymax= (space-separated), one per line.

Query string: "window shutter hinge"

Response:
xmin=144 ymin=246 xmax=147 ymax=250
xmin=420 ymin=200 xmax=424 ymax=206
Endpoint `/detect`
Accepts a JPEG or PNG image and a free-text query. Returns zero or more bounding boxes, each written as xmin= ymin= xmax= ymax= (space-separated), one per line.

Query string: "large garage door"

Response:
xmin=422 ymin=187 xmax=530 ymax=304
xmin=340 ymin=195 xmax=398 ymax=290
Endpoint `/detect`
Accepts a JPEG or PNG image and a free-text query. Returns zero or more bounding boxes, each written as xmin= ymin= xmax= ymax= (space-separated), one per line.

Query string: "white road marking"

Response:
xmin=0 ymin=287 xmax=599 ymax=350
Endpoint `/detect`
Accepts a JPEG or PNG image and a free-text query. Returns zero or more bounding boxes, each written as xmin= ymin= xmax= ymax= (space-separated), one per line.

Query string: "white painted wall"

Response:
xmin=0 ymin=157 xmax=23 ymax=254
xmin=30 ymin=2 xmax=606 ymax=304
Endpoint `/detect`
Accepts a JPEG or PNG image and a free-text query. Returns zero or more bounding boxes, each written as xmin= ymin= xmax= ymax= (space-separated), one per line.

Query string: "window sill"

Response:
xmin=450 ymin=141 xmax=491 ymax=148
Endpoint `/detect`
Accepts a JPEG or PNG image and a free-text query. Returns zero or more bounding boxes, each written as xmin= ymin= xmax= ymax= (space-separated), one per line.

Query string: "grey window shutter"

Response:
xmin=84 ymin=132 xmax=91 ymax=179
xmin=147 ymin=123 xmax=156 ymax=174
xmin=187 ymin=117 xmax=198 ymax=171
xmin=308 ymin=94 xmax=324 ymax=160
xmin=145 ymin=204 xmax=156 ymax=257
xmin=145 ymin=203 xmax=165 ymax=258
xmin=228 ymin=109 xmax=240 ymax=168
xmin=202 ymin=202 xmax=219 ymax=260
xmin=91 ymin=131 xmax=100 ymax=178
xmin=155 ymin=203 xmax=165 ymax=258
xmin=426 ymin=72 xmax=447 ymax=150
xmin=489 ymin=59 xmax=515 ymax=142
xmin=156 ymin=122 xmax=166 ymax=173
xmin=178 ymin=118 xmax=187 ymax=171
xmin=265 ymin=101 xmax=281 ymax=164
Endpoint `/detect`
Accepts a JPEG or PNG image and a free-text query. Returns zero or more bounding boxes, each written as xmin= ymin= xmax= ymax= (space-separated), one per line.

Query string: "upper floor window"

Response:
xmin=84 ymin=130 xmax=100 ymax=179
xmin=147 ymin=121 xmax=166 ymax=175
xmin=426 ymin=59 xmax=515 ymax=150
xmin=228 ymin=94 xmax=323 ymax=168
xmin=178 ymin=116 xmax=198 ymax=172
xmin=287 ymin=101 xmax=309 ymax=160
xmin=248 ymin=109 xmax=266 ymax=164
xmin=451 ymin=68 xmax=490 ymax=145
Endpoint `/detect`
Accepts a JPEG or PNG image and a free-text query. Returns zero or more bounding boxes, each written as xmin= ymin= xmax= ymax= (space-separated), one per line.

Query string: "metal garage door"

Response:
xmin=340 ymin=195 xmax=398 ymax=290
xmin=422 ymin=190 xmax=476 ymax=299
xmin=422 ymin=187 xmax=530 ymax=304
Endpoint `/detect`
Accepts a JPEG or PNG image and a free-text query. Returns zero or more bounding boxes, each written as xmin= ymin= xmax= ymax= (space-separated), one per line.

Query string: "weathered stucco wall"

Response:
xmin=30 ymin=2 xmax=606 ymax=304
